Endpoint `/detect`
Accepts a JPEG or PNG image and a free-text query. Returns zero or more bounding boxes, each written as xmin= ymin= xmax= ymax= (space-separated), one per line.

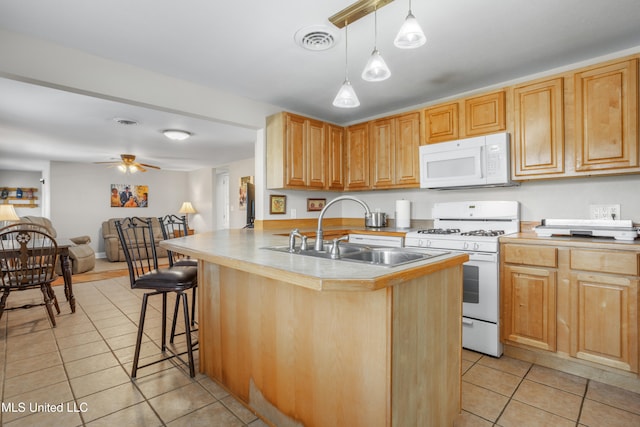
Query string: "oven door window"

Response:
xmin=463 ymin=264 xmax=480 ymax=304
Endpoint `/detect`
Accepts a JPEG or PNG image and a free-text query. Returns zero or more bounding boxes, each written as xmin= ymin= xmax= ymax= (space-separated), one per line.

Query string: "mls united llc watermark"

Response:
xmin=2 ymin=401 xmax=88 ymax=413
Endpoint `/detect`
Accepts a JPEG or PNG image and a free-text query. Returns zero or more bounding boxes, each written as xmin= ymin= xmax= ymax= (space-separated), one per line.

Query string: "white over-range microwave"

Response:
xmin=419 ymin=132 xmax=514 ymax=189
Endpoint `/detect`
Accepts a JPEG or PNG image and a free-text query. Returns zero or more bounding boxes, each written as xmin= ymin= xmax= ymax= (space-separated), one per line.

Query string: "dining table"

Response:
xmin=56 ymin=238 xmax=76 ymax=313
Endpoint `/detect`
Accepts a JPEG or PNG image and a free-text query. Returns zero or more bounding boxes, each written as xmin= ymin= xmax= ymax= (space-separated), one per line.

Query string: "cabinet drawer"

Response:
xmin=503 ymin=244 xmax=557 ymax=267
xmin=570 ymin=249 xmax=638 ymax=275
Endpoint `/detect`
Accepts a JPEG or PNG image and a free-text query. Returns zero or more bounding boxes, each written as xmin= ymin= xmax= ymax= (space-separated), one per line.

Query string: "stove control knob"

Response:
xmin=473 ymin=243 xmax=480 ymax=250
xmin=426 ymin=240 xmax=432 ymax=247
xmin=463 ymin=242 xmax=469 ymax=250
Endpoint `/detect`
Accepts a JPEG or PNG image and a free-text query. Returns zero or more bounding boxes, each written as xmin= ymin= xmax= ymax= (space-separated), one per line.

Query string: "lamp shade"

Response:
xmin=394 ymin=11 xmax=426 ymax=49
xmin=333 ymin=80 xmax=360 ymax=108
xmin=0 ymin=204 xmax=20 ymax=221
xmin=362 ymin=48 xmax=391 ymax=81
xmin=179 ymin=202 xmax=197 ymax=214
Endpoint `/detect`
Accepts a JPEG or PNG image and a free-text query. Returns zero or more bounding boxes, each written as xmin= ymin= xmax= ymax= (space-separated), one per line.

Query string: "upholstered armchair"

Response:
xmin=101 ymin=217 xmax=168 ymax=262
xmin=18 ymin=216 xmax=96 ymax=274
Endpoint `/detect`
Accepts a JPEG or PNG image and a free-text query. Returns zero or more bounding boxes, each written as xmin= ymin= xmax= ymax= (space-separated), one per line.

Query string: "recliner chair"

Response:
xmin=18 ymin=216 xmax=96 ymax=274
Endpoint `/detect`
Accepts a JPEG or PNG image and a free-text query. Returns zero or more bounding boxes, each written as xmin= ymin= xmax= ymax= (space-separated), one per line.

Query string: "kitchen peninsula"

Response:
xmin=161 ymin=229 xmax=468 ymax=427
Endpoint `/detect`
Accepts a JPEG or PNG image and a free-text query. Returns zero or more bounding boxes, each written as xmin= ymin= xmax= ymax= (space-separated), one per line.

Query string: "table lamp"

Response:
xmin=0 ymin=204 xmax=20 ymax=229
xmin=179 ymin=202 xmax=196 ymax=230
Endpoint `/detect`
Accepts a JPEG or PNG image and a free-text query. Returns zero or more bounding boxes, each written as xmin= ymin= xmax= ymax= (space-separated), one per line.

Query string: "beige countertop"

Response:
xmin=160 ymin=228 xmax=468 ymax=292
xmin=500 ymin=232 xmax=640 ymax=251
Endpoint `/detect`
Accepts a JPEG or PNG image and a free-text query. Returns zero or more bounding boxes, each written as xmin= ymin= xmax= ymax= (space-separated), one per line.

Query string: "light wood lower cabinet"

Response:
xmin=570 ymin=272 xmax=638 ymax=372
xmin=503 ymin=264 xmax=557 ymax=351
xmin=501 ymin=241 xmax=639 ymax=374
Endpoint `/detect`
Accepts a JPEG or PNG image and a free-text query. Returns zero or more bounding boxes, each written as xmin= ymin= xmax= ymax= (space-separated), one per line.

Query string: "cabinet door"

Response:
xmin=424 ymin=102 xmax=459 ymax=143
xmin=306 ymin=118 xmax=326 ymax=189
xmin=370 ymin=118 xmax=395 ymax=189
xmin=464 ymin=91 xmax=506 ymax=136
xmin=395 ymin=111 xmax=421 ymax=187
xmin=570 ymin=272 xmax=638 ymax=373
xmin=502 ymin=265 xmax=557 ymax=351
xmin=345 ymin=123 xmax=370 ymax=190
xmin=574 ymin=59 xmax=639 ymax=171
xmin=326 ymin=124 xmax=345 ymax=190
xmin=285 ymin=113 xmax=307 ymax=188
xmin=513 ymin=78 xmax=565 ymax=177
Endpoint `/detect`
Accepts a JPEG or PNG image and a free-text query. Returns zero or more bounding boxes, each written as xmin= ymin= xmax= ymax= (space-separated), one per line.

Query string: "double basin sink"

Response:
xmin=264 ymin=243 xmax=449 ymax=268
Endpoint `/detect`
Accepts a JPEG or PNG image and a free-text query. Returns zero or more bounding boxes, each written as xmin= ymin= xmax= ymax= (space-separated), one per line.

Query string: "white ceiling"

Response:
xmin=1 ymin=0 xmax=640 ymax=171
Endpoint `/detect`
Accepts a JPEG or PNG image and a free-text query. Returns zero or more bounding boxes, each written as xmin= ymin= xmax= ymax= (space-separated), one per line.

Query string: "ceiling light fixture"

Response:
xmin=394 ymin=0 xmax=426 ymax=49
xmin=362 ymin=7 xmax=391 ymax=82
xmin=332 ymin=22 xmax=360 ymax=108
xmin=163 ymin=129 xmax=192 ymax=141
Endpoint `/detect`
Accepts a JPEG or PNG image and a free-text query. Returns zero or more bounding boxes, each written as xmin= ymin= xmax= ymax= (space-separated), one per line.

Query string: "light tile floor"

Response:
xmin=1 ymin=275 xmax=639 ymax=426
xmin=458 ymin=349 xmax=640 ymax=427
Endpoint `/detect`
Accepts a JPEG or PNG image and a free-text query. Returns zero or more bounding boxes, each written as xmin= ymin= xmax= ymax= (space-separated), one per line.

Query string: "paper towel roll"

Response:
xmin=395 ymin=200 xmax=411 ymax=228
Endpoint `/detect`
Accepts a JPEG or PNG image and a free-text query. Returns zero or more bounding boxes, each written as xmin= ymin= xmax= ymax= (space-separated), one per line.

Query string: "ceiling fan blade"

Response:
xmin=139 ymin=163 xmax=161 ymax=169
xmin=135 ymin=164 xmax=148 ymax=172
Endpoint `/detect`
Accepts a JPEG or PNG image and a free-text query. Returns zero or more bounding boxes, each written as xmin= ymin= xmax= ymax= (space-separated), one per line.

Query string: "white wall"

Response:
xmin=265 ymin=174 xmax=640 ymax=225
xmin=187 ymin=168 xmax=215 ymax=233
xmin=49 ymin=161 xmax=189 ymax=256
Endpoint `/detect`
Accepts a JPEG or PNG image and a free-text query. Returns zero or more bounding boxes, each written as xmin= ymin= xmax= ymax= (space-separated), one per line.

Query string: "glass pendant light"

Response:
xmin=362 ymin=8 xmax=391 ymax=82
xmin=333 ymin=22 xmax=360 ymax=108
xmin=394 ymin=0 xmax=426 ymax=49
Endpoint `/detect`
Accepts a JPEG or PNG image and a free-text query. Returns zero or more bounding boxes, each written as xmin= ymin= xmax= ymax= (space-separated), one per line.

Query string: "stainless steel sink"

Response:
xmin=263 ymin=244 xmax=448 ymax=267
xmin=340 ymin=247 xmax=435 ymax=266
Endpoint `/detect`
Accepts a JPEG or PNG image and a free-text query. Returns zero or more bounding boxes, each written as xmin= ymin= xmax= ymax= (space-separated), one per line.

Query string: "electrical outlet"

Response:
xmin=290 ymin=208 xmax=296 ymax=219
xmin=589 ymin=204 xmax=620 ymax=220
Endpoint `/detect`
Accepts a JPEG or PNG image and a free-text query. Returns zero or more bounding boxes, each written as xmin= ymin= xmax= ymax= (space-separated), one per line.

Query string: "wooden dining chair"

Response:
xmin=0 ymin=226 xmax=61 ymax=326
xmin=115 ymin=216 xmax=198 ymax=378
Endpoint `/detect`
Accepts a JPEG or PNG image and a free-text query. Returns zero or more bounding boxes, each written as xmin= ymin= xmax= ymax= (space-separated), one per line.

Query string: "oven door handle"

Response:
xmin=462 ymin=319 xmax=474 ymax=325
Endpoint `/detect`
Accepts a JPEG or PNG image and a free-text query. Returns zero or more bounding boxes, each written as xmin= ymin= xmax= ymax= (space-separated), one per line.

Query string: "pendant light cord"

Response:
xmin=344 ymin=20 xmax=349 ymax=80
xmin=374 ymin=7 xmax=378 ymax=49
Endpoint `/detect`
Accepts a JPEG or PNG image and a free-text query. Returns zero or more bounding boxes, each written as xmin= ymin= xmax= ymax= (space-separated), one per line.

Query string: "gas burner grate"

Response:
xmin=460 ymin=230 xmax=505 ymax=237
xmin=418 ymin=228 xmax=461 ymax=235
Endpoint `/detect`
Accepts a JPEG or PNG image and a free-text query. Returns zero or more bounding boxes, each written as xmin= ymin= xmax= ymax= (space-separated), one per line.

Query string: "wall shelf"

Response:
xmin=0 ymin=187 xmax=39 ymax=208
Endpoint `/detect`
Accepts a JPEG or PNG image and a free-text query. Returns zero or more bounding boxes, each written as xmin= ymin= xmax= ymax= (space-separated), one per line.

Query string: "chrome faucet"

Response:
xmin=329 ymin=235 xmax=349 ymax=259
xmin=314 ymin=196 xmax=372 ymax=252
xmin=288 ymin=228 xmax=307 ymax=252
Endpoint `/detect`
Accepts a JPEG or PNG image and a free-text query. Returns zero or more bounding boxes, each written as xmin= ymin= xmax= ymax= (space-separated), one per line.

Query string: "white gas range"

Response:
xmin=404 ymin=201 xmax=520 ymax=357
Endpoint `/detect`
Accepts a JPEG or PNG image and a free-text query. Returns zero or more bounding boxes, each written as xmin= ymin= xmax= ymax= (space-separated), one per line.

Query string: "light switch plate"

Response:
xmin=589 ymin=204 xmax=620 ymax=220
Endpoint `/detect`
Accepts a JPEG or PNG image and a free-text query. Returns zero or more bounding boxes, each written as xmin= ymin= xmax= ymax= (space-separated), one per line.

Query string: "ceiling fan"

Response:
xmin=95 ymin=154 xmax=161 ymax=173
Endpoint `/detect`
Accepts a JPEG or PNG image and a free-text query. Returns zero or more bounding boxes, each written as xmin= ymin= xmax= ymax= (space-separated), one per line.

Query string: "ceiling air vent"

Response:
xmin=295 ymin=25 xmax=338 ymax=51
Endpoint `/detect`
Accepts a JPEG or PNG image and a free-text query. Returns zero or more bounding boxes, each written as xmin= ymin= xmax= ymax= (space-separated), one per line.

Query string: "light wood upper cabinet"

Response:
xmin=513 ymin=78 xmax=565 ymax=177
xmin=370 ymin=112 xmax=421 ymax=189
xmin=574 ymin=58 xmax=639 ymax=172
xmin=345 ymin=123 xmax=370 ymax=190
xmin=283 ymin=113 xmax=307 ymax=188
xmin=266 ymin=112 xmax=329 ymax=190
xmin=464 ymin=90 xmax=506 ymax=136
xmin=326 ymin=123 xmax=345 ymax=191
xmin=394 ymin=111 xmax=421 ymax=187
xmin=370 ymin=117 xmax=395 ymax=189
xmin=424 ymin=102 xmax=459 ymax=143
xmin=306 ymin=118 xmax=326 ymax=189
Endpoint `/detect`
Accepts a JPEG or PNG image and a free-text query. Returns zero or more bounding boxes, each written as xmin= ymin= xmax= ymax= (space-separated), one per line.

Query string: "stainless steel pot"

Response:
xmin=366 ymin=212 xmax=387 ymax=228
